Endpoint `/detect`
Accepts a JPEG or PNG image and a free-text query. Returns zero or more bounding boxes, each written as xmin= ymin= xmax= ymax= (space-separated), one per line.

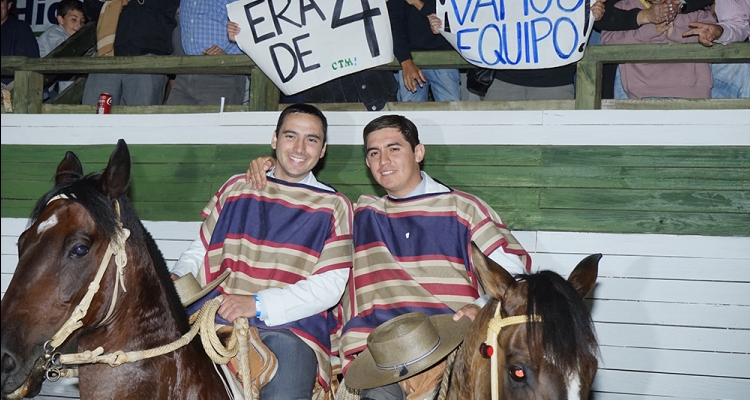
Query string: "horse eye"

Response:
xmin=70 ymin=244 xmax=90 ymax=258
xmin=508 ymin=365 xmax=527 ymax=383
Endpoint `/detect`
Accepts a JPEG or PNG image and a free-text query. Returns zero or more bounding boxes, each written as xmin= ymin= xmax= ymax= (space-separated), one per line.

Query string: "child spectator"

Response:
xmin=38 ymin=0 xmax=85 ymax=57
xmin=37 ymin=0 xmax=85 ymax=99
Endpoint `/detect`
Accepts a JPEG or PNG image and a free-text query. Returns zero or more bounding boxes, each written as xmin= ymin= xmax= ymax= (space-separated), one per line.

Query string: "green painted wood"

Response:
xmin=2 ymin=144 xmax=747 ymax=236
xmin=539 ymin=188 xmax=749 ymax=213
xmin=575 ymin=58 xmax=601 ymax=110
xmin=45 ymin=22 xmax=96 ymax=59
xmin=50 ymin=77 xmax=87 ymax=104
xmin=249 ymin=67 xmax=280 ymax=111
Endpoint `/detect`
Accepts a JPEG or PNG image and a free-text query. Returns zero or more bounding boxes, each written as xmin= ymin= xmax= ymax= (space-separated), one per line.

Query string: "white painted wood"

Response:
xmin=532 ymin=253 xmax=750 ymax=281
xmin=600 ymin=345 xmax=749 ymax=379
xmin=1 ymin=255 xmax=17 ymax=274
xmin=3 ymin=110 xmax=749 ymax=145
xmin=591 ymin=369 xmax=749 ymax=399
xmin=590 ymin=300 xmax=750 ymax=329
xmin=594 ymin=322 xmax=750 ymax=353
xmin=591 ymin=277 xmax=750 ymax=305
xmin=536 ymin=231 xmax=750 ymax=260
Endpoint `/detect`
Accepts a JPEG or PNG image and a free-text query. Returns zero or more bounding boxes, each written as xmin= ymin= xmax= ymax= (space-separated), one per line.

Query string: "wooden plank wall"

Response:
xmin=2 ymin=111 xmax=749 ymax=236
xmin=3 ymin=220 xmax=748 ymax=399
xmin=2 ymin=110 xmax=749 ymax=399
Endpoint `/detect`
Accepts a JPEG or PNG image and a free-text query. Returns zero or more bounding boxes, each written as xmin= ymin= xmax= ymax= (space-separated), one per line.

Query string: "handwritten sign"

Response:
xmin=436 ymin=0 xmax=594 ymax=69
xmin=227 ymin=0 xmax=394 ymax=95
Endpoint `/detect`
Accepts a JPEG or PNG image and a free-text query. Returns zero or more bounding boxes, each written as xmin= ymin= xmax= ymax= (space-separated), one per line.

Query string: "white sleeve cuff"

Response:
xmin=256 ymin=268 xmax=349 ymax=327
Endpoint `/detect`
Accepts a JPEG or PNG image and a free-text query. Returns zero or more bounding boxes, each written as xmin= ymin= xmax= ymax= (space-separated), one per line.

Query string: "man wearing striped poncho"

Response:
xmin=171 ymin=104 xmax=353 ymax=399
xmin=339 ymin=115 xmax=532 ymax=400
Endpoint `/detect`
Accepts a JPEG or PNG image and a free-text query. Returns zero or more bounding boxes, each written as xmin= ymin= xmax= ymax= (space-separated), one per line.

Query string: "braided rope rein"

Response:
xmin=41 ymin=195 xmax=254 ymax=399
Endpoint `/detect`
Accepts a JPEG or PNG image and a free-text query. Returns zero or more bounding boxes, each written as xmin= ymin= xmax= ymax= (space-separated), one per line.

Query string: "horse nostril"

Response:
xmin=1 ymin=351 xmax=18 ymax=376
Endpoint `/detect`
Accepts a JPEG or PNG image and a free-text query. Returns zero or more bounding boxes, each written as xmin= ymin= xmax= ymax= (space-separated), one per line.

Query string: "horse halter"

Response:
xmin=43 ymin=194 xmax=131 ymax=381
xmin=483 ymin=301 xmax=542 ymax=400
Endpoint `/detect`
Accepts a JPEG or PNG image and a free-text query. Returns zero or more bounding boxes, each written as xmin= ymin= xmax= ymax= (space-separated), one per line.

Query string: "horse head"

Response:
xmin=1 ymin=140 xmax=185 ymax=399
xmin=448 ymin=244 xmax=600 ymax=400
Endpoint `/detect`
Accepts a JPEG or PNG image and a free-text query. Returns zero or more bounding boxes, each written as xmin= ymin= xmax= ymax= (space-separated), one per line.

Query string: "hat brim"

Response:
xmin=178 ymin=269 xmax=231 ymax=307
xmin=345 ymin=314 xmax=472 ymax=390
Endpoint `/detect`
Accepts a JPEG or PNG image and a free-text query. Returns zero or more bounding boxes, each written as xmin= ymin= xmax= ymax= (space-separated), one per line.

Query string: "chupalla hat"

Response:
xmin=345 ymin=312 xmax=472 ymax=390
xmin=173 ymin=269 xmax=231 ymax=307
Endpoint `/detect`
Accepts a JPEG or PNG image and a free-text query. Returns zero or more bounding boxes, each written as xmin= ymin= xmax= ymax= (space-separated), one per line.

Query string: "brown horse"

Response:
xmin=446 ymin=245 xmax=600 ymax=400
xmin=0 ymin=140 xmax=229 ymax=399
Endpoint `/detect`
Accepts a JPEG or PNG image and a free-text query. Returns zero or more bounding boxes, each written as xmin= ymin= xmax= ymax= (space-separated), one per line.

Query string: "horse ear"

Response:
xmin=471 ymin=242 xmax=516 ymax=299
xmin=56 ymin=151 xmax=83 ymax=184
xmin=97 ymin=139 xmax=131 ymax=200
xmin=567 ymin=253 xmax=601 ymax=298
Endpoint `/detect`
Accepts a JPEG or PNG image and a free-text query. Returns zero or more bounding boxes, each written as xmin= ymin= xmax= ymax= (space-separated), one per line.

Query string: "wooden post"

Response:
xmin=575 ymin=59 xmax=602 ymax=110
xmin=249 ymin=67 xmax=280 ymax=111
xmin=13 ymin=71 xmax=44 ymax=114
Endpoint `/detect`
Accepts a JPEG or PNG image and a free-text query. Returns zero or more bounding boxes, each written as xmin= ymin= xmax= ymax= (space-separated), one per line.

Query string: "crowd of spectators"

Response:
xmin=1 ymin=0 xmax=747 ymax=107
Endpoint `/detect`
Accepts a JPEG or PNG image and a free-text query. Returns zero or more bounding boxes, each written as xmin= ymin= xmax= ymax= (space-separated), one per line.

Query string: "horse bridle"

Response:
xmin=43 ymin=194 xmax=131 ymax=381
xmin=483 ymin=301 xmax=543 ymax=400
xmin=38 ymin=195 xmax=252 ymax=400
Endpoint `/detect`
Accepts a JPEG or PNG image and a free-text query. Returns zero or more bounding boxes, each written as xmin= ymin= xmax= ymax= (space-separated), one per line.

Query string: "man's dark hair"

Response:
xmin=57 ymin=0 xmax=84 ymax=18
xmin=275 ymin=103 xmax=328 ymax=143
xmin=362 ymin=115 xmax=420 ymax=151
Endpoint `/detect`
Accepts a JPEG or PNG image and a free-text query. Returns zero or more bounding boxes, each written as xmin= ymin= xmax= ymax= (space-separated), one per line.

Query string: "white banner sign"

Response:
xmin=436 ymin=0 xmax=594 ymax=69
xmin=227 ymin=0 xmax=394 ymax=95
xmin=15 ymin=0 xmax=62 ymax=34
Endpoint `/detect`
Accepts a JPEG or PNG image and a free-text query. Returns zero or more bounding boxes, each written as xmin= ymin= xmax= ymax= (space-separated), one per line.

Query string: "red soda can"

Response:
xmin=96 ymin=93 xmax=112 ymax=114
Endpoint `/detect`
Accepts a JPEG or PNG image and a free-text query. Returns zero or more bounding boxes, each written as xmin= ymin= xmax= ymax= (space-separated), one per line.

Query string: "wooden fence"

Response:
xmin=2 ymin=22 xmax=749 ymax=113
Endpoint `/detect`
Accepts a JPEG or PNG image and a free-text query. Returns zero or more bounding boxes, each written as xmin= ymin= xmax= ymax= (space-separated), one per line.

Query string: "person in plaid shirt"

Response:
xmin=166 ymin=0 xmax=247 ymax=105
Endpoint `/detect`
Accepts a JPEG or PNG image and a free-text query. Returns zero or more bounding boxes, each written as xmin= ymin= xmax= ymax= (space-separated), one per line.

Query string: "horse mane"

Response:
xmin=29 ymin=171 xmax=190 ymax=331
xmin=518 ymin=270 xmax=599 ymax=374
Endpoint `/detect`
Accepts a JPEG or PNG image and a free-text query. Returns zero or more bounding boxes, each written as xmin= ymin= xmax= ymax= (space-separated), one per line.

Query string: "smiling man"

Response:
xmin=171 ymin=104 xmax=353 ymax=399
xmin=243 ymin=114 xmax=532 ymax=399
xmin=339 ymin=114 xmax=532 ymax=399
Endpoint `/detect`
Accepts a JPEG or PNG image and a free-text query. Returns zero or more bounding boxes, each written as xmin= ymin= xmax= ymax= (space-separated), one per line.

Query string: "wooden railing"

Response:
xmin=2 ymin=21 xmax=749 ymax=113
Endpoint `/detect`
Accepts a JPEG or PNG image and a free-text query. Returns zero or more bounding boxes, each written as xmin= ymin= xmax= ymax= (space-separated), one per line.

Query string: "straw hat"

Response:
xmin=345 ymin=312 xmax=472 ymax=390
xmin=173 ymin=269 xmax=231 ymax=307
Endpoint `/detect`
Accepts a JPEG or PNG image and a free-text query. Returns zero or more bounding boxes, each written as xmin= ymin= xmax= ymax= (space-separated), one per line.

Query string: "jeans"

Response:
xmin=396 ymin=68 xmax=460 ymax=102
xmin=614 ymin=67 xmax=628 ymax=99
xmin=360 ymin=382 xmax=406 ymax=400
xmin=711 ymin=63 xmax=750 ymax=99
xmin=258 ymin=329 xmax=318 ymax=400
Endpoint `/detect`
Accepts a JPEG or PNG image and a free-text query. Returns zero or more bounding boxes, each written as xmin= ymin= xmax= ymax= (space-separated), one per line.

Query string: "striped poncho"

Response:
xmin=339 ymin=189 xmax=530 ymax=372
xmin=196 ymin=174 xmax=353 ymax=390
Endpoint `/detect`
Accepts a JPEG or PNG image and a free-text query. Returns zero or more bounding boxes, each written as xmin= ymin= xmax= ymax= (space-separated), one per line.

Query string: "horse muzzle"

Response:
xmin=0 ymin=352 xmax=46 ymax=400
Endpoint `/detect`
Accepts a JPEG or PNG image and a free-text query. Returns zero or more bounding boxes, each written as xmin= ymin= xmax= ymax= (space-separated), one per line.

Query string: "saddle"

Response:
xmin=217 ymin=325 xmax=278 ymax=398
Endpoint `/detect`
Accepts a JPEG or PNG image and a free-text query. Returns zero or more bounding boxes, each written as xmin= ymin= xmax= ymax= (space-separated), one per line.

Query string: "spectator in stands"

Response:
xmin=682 ymin=0 xmax=750 ymax=98
xmin=81 ymin=0 xmax=178 ymax=106
xmin=600 ymin=0 xmax=715 ymax=99
xmin=1 ymin=0 xmax=40 ymax=88
xmin=166 ymin=0 xmax=246 ymax=106
xmin=389 ymin=0 xmax=460 ymax=102
xmin=38 ymin=0 xmax=85 ymax=57
xmin=595 ymin=0 xmax=713 ymax=98
xmin=37 ymin=0 xmax=85 ymax=99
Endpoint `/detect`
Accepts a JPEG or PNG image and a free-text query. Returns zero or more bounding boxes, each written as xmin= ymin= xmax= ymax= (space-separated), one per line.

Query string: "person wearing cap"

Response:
xmin=245 ymin=114 xmax=531 ymax=399
xmin=170 ymin=103 xmax=353 ymax=399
